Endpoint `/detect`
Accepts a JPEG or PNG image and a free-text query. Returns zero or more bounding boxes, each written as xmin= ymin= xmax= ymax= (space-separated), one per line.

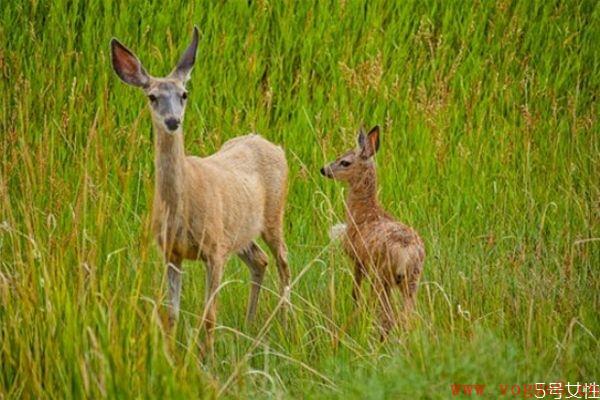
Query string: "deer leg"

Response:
xmin=352 ymin=261 xmax=364 ymax=304
xmin=263 ymin=230 xmax=291 ymax=312
xmin=166 ymin=258 xmax=183 ymax=327
xmin=399 ymin=277 xmax=418 ymax=327
xmin=401 ymin=291 xmax=415 ymax=326
xmin=202 ymin=257 xmax=224 ymax=356
xmin=375 ymin=278 xmax=395 ymax=340
xmin=238 ymin=241 xmax=269 ymax=323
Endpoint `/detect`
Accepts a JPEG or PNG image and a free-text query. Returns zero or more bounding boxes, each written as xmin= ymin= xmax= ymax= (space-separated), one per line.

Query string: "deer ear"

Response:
xmin=357 ymin=126 xmax=367 ymax=149
xmin=368 ymin=125 xmax=380 ymax=153
xmin=110 ymin=39 xmax=150 ymax=88
xmin=360 ymin=125 xmax=380 ymax=158
xmin=171 ymin=26 xmax=199 ymax=83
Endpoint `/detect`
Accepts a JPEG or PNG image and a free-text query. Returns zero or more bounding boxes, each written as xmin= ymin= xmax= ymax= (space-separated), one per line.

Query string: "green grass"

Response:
xmin=1 ymin=0 xmax=599 ymax=398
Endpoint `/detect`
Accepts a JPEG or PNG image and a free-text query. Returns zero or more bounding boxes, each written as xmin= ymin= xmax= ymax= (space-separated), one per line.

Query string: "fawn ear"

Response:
xmin=171 ymin=26 xmax=199 ymax=83
xmin=360 ymin=125 xmax=380 ymax=158
xmin=110 ymin=39 xmax=150 ymax=88
xmin=357 ymin=126 xmax=367 ymax=149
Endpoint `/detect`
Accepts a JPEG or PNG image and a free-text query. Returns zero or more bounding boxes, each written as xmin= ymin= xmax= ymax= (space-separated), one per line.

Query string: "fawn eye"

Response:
xmin=182 ymin=92 xmax=188 ymax=100
xmin=148 ymin=94 xmax=157 ymax=102
xmin=340 ymin=160 xmax=351 ymax=167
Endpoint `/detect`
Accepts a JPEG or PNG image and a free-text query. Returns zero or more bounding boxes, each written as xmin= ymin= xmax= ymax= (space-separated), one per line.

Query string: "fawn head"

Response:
xmin=110 ymin=27 xmax=199 ymax=133
xmin=320 ymin=125 xmax=380 ymax=182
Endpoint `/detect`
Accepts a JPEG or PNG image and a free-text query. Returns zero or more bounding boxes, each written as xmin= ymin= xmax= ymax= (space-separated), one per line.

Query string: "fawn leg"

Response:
xmin=400 ymin=292 xmax=415 ymax=327
xmin=375 ymin=279 xmax=395 ymax=340
xmin=352 ymin=261 xmax=364 ymax=303
xmin=238 ymin=241 xmax=269 ymax=323
xmin=399 ymin=278 xmax=418 ymax=327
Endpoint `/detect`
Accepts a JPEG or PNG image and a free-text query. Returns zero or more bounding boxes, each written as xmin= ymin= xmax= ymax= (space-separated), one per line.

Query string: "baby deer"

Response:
xmin=110 ymin=27 xmax=291 ymax=353
xmin=321 ymin=126 xmax=425 ymax=337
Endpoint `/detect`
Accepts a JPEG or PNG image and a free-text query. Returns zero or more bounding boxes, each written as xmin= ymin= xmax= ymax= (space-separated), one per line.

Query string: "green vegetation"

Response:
xmin=1 ymin=0 xmax=598 ymax=398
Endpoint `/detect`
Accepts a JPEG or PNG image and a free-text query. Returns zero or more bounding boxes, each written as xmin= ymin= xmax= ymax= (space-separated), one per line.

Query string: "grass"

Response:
xmin=1 ymin=0 xmax=599 ymax=398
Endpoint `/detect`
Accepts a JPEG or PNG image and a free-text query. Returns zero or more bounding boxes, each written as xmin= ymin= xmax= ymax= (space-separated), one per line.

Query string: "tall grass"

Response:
xmin=1 ymin=0 xmax=598 ymax=398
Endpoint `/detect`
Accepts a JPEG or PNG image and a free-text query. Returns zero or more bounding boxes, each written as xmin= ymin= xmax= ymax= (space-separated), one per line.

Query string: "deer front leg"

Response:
xmin=166 ymin=258 xmax=183 ymax=327
xmin=202 ymin=257 xmax=224 ymax=357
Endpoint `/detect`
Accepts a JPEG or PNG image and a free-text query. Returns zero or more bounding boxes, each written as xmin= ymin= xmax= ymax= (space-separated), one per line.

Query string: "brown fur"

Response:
xmin=321 ymin=126 xmax=425 ymax=337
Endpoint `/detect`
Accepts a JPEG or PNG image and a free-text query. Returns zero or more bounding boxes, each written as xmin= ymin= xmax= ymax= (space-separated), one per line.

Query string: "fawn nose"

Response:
xmin=165 ymin=118 xmax=180 ymax=131
xmin=320 ymin=167 xmax=326 ymax=176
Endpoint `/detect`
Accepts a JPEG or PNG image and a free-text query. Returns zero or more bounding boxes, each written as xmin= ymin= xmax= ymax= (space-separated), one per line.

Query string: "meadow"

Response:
xmin=1 ymin=0 xmax=599 ymax=398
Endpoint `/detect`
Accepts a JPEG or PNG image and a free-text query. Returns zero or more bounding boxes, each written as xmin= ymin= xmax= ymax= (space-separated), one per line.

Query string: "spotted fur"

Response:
xmin=321 ymin=125 xmax=425 ymax=337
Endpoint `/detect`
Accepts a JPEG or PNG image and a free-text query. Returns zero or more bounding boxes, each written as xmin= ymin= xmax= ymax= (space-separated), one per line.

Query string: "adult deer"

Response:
xmin=110 ymin=27 xmax=291 ymax=353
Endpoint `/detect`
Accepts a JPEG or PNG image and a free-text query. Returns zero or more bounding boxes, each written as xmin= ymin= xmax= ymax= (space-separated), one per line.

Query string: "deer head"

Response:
xmin=320 ymin=125 xmax=380 ymax=182
xmin=110 ymin=26 xmax=199 ymax=133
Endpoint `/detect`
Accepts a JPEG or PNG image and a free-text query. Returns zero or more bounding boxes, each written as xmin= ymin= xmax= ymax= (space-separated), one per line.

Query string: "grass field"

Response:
xmin=1 ymin=0 xmax=599 ymax=398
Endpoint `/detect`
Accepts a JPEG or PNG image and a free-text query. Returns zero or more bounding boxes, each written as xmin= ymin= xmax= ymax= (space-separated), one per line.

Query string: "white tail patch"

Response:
xmin=329 ymin=223 xmax=348 ymax=241
xmin=393 ymin=245 xmax=421 ymax=281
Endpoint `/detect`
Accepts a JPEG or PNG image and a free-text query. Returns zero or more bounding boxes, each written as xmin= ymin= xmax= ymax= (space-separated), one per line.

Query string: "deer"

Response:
xmin=320 ymin=125 xmax=425 ymax=338
xmin=110 ymin=26 xmax=291 ymax=353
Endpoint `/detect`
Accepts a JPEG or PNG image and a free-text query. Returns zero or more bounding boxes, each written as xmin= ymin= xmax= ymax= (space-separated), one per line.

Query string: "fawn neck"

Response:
xmin=346 ymin=164 xmax=381 ymax=225
xmin=154 ymin=123 xmax=186 ymax=215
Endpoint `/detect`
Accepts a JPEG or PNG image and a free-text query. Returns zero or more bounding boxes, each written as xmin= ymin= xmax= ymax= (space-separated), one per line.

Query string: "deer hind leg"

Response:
xmin=238 ymin=241 xmax=269 ymax=323
xmin=262 ymin=181 xmax=291 ymax=323
xmin=262 ymin=225 xmax=291 ymax=311
xmin=398 ymin=266 xmax=422 ymax=327
xmin=374 ymin=276 xmax=395 ymax=341
xmin=352 ymin=261 xmax=365 ymax=304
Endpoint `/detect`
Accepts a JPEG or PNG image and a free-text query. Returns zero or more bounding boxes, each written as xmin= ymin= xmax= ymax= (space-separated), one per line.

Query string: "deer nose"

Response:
xmin=165 ymin=118 xmax=180 ymax=131
xmin=320 ymin=167 xmax=326 ymax=176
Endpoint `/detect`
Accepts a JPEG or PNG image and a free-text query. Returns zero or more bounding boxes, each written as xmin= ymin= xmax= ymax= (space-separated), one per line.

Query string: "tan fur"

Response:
xmin=322 ymin=126 xmax=425 ymax=337
xmin=152 ymin=131 xmax=288 ymax=262
xmin=110 ymin=28 xmax=290 ymax=355
xmin=153 ymin=126 xmax=291 ymax=352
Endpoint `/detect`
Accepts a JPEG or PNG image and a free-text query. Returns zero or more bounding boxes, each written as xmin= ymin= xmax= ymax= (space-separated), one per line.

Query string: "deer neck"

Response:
xmin=346 ymin=165 xmax=380 ymax=226
xmin=154 ymin=123 xmax=186 ymax=215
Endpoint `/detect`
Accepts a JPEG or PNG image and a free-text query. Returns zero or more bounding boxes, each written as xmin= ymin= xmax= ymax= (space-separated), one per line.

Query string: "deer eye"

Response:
xmin=148 ymin=94 xmax=157 ymax=102
xmin=182 ymin=92 xmax=188 ymax=100
xmin=340 ymin=160 xmax=351 ymax=167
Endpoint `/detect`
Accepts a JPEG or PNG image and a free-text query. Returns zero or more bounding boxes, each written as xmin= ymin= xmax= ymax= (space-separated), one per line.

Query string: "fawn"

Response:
xmin=321 ymin=126 xmax=425 ymax=337
xmin=110 ymin=27 xmax=291 ymax=353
